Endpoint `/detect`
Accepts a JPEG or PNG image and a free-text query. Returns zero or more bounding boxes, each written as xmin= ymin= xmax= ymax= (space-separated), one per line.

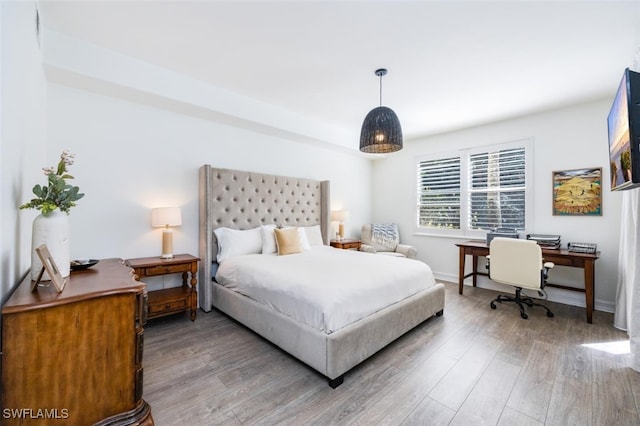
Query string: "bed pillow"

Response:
xmin=261 ymin=224 xmax=278 ymax=254
xmin=303 ymin=225 xmax=324 ymax=246
xmin=274 ymin=227 xmax=303 ymax=255
xmin=298 ymin=227 xmax=312 ymax=251
xmin=214 ymin=226 xmax=262 ymax=262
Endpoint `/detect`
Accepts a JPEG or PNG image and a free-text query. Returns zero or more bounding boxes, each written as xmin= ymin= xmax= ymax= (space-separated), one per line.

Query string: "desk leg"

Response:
xmin=458 ymin=246 xmax=465 ymax=295
xmin=472 ymin=255 xmax=478 ymax=287
xmin=585 ymin=259 xmax=594 ymax=324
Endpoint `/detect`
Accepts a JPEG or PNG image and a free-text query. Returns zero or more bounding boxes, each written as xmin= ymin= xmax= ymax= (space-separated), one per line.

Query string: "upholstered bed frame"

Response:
xmin=198 ymin=165 xmax=445 ymax=387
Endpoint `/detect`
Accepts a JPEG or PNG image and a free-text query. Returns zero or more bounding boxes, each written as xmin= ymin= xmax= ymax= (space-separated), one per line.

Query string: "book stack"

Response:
xmin=526 ymin=234 xmax=561 ymax=249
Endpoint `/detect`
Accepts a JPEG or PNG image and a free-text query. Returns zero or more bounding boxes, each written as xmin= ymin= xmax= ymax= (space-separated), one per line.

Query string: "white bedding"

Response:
xmin=215 ymin=246 xmax=437 ymax=334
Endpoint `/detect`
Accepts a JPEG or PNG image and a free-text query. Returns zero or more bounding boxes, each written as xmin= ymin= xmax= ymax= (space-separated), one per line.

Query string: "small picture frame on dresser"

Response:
xmin=33 ymin=244 xmax=67 ymax=293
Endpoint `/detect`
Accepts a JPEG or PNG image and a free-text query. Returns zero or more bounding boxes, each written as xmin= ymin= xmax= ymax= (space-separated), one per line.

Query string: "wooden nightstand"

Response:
xmin=126 ymin=254 xmax=199 ymax=321
xmin=330 ymin=239 xmax=362 ymax=250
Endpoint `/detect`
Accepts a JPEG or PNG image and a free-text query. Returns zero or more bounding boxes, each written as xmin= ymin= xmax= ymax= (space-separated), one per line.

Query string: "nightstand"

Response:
xmin=126 ymin=254 xmax=200 ymax=321
xmin=330 ymin=239 xmax=362 ymax=250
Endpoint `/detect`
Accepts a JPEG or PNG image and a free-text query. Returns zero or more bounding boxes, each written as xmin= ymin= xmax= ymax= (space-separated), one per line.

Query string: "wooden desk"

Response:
xmin=456 ymin=240 xmax=600 ymax=323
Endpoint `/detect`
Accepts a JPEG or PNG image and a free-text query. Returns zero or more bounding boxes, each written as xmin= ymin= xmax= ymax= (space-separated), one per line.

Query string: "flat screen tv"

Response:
xmin=608 ymin=68 xmax=640 ymax=191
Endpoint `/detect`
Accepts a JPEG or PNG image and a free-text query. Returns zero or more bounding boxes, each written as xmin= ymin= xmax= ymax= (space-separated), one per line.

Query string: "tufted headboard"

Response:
xmin=198 ymin=165 xmax=331 ymax=311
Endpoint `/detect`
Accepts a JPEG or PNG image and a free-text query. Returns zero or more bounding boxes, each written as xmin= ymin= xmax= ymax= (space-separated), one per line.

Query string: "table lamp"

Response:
xmin=331 ymin=209 xmax=349 ymax=240
xmin=151 ymin=207 xmax=182 ymax=259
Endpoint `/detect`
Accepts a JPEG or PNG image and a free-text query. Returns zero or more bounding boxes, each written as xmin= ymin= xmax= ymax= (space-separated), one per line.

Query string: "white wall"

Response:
xmin=372 ymin=100 xmax=620 ymax=312
xmin=1 ymin=11 xmax=372 ymax=298
xmin=46 ymin=82 xmax=373 ymax=261
xmin=44 ymin=83 xmax=372 ymax=290
xmin=1 ymin=2 xmax=48 ymax=303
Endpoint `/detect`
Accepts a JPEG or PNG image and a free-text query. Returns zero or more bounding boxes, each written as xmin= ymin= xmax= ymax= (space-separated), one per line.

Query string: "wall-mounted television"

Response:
xmin=608 ymin=68 xmax=640 ymax=191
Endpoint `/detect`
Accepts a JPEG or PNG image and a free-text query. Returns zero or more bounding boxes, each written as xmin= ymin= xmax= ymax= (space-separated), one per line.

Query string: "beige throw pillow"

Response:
xmin=274 ymin=227 xmax=303 ymax=255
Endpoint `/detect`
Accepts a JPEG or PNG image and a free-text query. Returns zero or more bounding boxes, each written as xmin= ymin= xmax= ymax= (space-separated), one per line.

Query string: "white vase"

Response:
xmin=31 ymin=210 xmax=70 ymax=281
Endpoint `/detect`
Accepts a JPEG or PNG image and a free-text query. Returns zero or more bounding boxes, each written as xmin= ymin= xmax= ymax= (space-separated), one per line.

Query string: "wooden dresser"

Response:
xmin=1 ymin=258 xmax=153 ymax=425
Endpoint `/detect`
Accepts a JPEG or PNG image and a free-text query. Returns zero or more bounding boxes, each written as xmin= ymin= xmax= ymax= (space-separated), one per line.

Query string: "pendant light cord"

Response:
xmin=375 ymin=68 xmax=387 ymax=106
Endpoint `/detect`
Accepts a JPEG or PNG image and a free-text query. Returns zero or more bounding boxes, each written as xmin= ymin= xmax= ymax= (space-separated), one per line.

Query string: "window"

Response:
xmin=416 ymin=140 xmax=531 ymax=236
xmin=417 ymin=156 xmax=461 ymax=229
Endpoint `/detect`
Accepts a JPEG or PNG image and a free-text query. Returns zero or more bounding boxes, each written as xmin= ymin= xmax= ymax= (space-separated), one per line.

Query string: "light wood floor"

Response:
xmin=143 ymin=282 xmax=640 ymax=425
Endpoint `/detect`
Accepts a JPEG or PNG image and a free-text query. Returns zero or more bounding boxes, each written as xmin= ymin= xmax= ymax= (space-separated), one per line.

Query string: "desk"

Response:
xmin=456 ymin=240 xmax=600 ymax=323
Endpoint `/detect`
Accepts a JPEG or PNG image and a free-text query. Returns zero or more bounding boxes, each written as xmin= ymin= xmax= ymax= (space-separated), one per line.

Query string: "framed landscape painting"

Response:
xmin=552 ymin=168 xmax=602 ymax=216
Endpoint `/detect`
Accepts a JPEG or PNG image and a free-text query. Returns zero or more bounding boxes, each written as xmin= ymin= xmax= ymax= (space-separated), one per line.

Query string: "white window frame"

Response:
xmin=415 ymin=138 xmax=533 ymax=239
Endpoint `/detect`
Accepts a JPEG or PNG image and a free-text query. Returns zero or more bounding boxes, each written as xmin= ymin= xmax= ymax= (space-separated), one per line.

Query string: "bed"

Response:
xmin=198 ymin=165 xmax=445 ymax=387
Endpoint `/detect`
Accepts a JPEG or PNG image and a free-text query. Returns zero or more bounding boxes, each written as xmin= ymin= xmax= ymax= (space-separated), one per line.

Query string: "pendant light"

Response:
xmin=359 ymin=68 xmax=403 ymax=153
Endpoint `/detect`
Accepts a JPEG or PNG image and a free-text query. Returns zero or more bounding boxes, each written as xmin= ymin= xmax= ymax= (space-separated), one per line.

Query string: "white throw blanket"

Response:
xmin=215 ymin=246 xmax=436 ymax=334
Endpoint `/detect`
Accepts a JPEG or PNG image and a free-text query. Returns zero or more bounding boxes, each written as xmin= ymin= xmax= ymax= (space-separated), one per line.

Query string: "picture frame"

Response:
xmin=32 ymin=244 xmax=67 ymax=292
xmin=552 ymin=167 xmax=602 ymax=216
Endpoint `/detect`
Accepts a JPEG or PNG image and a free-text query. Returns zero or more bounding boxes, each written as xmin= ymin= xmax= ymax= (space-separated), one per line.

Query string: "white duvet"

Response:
xmin=215 ymin=245 xmax=436 ymax=334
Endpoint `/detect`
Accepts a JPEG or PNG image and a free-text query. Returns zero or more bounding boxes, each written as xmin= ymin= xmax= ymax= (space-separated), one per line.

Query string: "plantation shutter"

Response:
xmin=468 ymin=147 xmax=526 ymax=230
xmin=417 ymin=156 xmax=461 ymax=229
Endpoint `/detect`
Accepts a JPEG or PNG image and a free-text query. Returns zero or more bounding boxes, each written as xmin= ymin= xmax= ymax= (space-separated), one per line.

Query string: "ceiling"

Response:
xmin=37 ymin=1 xmax=640 ymax=142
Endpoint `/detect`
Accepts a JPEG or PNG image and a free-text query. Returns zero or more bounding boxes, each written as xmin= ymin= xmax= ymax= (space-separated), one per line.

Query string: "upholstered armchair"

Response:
xmin=360 ymin=223 xmax=417 ymax=259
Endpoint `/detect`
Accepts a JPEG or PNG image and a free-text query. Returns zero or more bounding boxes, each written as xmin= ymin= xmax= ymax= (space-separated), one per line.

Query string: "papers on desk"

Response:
xmin=526 ymin=234 xmax=561 ymax=249
xmin=567 ymin=242 xmax=597 ymax=254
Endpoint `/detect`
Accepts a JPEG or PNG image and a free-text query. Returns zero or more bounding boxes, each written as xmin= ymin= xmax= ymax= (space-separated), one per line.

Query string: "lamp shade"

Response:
xmin=359 ymin=106 xmax=403 ymax=153
xmin=151 ymin=207 xmax=182 ymax=228
xmin=331 ymin=209 xmax=349 ymax=222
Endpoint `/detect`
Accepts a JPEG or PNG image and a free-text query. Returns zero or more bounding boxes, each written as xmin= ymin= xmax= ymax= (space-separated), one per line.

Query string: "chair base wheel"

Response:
xmin=489 ymin=288 xmax=553 ymax=320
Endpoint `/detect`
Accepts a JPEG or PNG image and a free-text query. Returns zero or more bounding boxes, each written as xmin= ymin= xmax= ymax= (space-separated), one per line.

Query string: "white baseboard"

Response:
xmin=434 ymin=271 xmax=614 ymax=314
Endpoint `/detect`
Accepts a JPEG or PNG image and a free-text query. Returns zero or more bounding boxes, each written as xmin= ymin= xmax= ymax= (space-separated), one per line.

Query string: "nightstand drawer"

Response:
xmin=330 ymin=239 xmax=361 ymax=250
xmin=149 ymin=299 xmax=187 ymax=315
xmin=142 ymin=264 xmax=190 ymax=276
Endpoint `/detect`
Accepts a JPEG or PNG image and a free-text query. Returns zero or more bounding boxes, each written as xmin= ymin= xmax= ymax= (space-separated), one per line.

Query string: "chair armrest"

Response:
xmin=360 ymin=244 xmax=377 ymax=254
xmin=396 ymin=244 xmax=417 ymax=259
xmin=542 ymin=261 xmax=554 ymax=283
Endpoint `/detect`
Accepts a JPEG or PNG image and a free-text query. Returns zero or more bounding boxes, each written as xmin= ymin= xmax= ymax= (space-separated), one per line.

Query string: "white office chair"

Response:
xmin=487 ymin=237 xmax=555 ymax=319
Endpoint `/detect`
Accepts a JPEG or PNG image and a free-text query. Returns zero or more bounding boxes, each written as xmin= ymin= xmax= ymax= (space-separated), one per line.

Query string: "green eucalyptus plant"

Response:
xmin=20 ymin=150 xmax=84 ymax=215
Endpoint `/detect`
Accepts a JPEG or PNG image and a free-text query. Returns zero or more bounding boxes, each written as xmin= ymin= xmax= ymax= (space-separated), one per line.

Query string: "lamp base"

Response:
xmin=161 ymin=229 xmax=174 ymax=259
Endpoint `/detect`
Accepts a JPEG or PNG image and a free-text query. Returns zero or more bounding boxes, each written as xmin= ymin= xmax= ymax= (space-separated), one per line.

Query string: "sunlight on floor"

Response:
xmin=581 ymin=340 xmax=630 ymax=355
